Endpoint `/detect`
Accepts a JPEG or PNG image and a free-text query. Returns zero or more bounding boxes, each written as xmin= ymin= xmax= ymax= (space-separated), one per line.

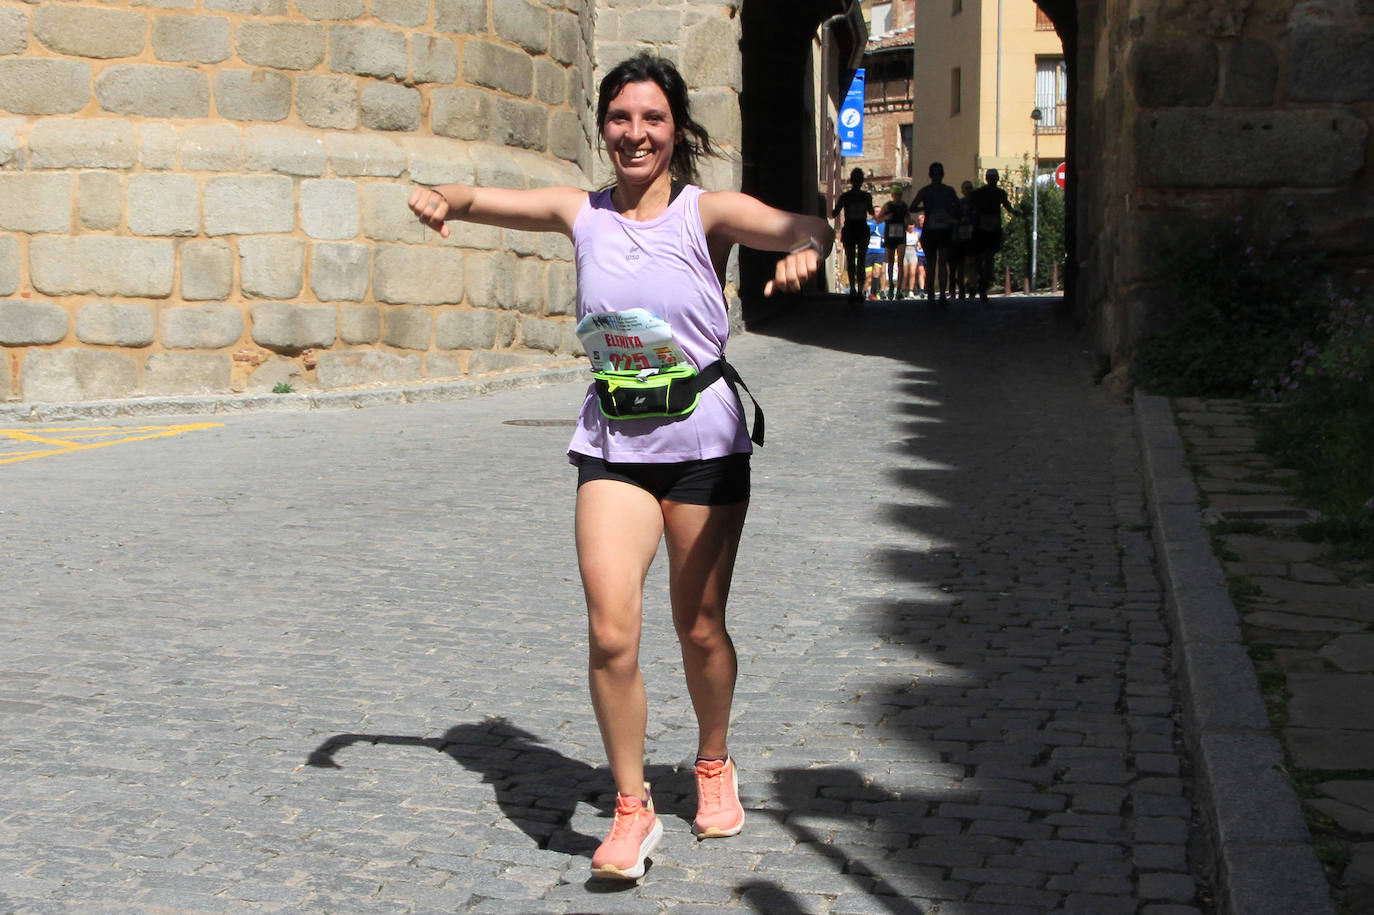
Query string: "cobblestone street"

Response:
xmin=0 ymin=297 xmax=1209 ymax=913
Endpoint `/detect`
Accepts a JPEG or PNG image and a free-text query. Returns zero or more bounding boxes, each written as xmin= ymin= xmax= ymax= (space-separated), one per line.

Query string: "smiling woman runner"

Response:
xmin=408 ymin=53 xmax=833 ymax=882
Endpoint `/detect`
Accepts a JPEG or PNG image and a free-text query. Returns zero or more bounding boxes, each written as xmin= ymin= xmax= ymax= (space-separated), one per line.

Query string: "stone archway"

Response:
xmin=737 ymin=0 xmax=1374 ymax=371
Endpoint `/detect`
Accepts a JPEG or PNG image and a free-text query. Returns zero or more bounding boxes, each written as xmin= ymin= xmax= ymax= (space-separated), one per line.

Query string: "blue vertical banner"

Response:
xmin=839 ymin=69 xmax=865 ymax=157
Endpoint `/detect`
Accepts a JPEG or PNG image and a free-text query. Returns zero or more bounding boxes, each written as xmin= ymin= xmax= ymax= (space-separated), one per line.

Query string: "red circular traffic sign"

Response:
xmin=1054 ymin=162 xmax=1067 ymax=189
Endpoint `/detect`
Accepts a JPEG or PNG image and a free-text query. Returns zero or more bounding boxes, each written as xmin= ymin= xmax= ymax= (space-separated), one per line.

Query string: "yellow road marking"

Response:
xmin=0 ymin=423 xmax=224 ymax=465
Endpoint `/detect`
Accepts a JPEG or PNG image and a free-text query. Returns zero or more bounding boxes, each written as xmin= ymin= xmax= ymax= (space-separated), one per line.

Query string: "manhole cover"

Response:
xmin=503 ymin=419 xmax=577 ymax=427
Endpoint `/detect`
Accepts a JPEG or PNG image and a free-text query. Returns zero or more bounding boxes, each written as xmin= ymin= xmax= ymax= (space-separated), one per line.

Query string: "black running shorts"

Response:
xmin=576 ymin=454 xmax=751 ymax=505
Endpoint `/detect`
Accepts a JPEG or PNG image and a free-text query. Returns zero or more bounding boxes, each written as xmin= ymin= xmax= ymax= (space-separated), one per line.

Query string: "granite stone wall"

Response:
xmin=0 ymin=0 xmax=593 ymax=403
xmin=1074 ymin=0 xmax=1374 ymax=366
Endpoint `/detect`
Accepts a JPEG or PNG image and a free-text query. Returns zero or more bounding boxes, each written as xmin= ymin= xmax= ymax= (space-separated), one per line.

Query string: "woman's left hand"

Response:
xmin=764 ymin=241 xmax=822 ymax=297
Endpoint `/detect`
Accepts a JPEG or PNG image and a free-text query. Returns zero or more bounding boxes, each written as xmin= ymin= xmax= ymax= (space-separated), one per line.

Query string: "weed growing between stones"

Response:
xmin=1256 ymin=289 xmax=1374 ymax=557
xmin=1132 ymin=220 xmax=1327 ymax=397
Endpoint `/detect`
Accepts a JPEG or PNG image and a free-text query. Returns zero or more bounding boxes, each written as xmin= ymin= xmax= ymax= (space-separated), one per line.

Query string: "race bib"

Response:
xmin=575 ymin=308 xmax=689 ymax=373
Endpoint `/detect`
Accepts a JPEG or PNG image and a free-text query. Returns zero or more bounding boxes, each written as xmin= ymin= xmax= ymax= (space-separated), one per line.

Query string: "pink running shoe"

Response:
xmin=590 ymin=790 xmax=663 ymax=880
xmin=693 ymin=757 xmax=744 ymax=838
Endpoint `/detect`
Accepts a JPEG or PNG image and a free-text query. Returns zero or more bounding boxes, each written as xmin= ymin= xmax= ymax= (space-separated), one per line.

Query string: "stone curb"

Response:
xmin=1134 ymin=393 xmax=1336 ymax=915
xmin=0 ymin=362 xmax=589 ymax=422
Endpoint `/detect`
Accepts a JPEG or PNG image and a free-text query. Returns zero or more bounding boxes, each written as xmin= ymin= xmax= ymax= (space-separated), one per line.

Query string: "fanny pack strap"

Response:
xmin=696 ymin=359 xmax=765 ymax=446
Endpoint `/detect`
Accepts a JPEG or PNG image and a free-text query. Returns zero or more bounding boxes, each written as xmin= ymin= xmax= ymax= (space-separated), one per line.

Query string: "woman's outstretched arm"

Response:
xmin=408 ymin=184 xmax=587 ymax=238
xmin=699 ymin=191 xmax=834 ymax=297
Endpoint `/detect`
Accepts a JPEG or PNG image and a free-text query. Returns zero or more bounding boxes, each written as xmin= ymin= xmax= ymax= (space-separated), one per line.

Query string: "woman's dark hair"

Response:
xmin=848 ymin=167 xmax=864 ymax=186
xmin=597 ymin=53 xmax=716 ymax=184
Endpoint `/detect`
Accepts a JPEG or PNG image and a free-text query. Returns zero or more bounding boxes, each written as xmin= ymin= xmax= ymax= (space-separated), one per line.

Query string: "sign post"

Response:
xmin=839 ymin=69 xmax=864 ymax=158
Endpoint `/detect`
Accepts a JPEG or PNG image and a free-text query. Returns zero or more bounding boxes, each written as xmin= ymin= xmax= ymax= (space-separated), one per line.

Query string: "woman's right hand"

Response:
xmin=408 ymin=186 xmax=450 ymax=238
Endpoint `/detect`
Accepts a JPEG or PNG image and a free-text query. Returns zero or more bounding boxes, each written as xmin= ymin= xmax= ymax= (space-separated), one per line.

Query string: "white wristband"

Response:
xmin=788 ymin=237 xmax=823 ymax=257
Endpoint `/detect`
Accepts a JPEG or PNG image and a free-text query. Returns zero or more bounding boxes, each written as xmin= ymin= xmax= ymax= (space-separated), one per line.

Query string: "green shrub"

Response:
xmin=993 ymin=160 xmax=1066 ymax=292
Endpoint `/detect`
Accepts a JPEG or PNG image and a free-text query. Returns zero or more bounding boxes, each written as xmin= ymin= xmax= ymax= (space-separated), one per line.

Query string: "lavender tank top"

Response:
xmin=566 ymin=185 xmax=751 ymax=464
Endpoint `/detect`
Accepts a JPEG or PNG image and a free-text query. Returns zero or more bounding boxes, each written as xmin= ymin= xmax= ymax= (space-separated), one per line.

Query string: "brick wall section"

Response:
xmin=0 ymin=0 xmax=592 ymax=402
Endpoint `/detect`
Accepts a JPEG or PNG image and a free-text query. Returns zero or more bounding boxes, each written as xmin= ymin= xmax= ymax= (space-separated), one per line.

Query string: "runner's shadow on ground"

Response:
xmin=305 ymin=716 xmax=695 ymax=866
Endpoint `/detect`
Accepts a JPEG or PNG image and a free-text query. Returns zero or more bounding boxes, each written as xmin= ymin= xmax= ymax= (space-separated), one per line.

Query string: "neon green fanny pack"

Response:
xmin=592 ymin=364 xmax=704 ymax=420
xmin=590 ymin=359 xmax=765 ymax=445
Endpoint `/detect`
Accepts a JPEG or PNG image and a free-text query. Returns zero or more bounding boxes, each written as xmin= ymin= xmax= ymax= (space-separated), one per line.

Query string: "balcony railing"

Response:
xmin=1034 ymin=100 xmax=1068 ymax=134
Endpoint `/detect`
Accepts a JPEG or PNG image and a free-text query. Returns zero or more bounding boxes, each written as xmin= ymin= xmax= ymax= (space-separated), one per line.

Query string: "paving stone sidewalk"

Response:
xmin=2 ymin=297 xmax=1208 ymax=913
xmin=1169 ymin=398 xmax=1374 ymax=914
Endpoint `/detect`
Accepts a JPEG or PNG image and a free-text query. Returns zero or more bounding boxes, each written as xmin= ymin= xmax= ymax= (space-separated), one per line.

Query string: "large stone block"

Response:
xmin=161 ymin=304 xmax=244 ymax=349
xmin=301 ymin=179 xmax=360 ymax=239
xmin=21 ymin=350 xmax=138 ymax=403
xmin=310 ymin=242 xmax=371 ymax=301
xmin=141 ymin=123 xmax=178 ymax=170
xmin=491 ymin=97 xmax=548 ymax=151
xmin=144 ymin=353 xmax=232 ymax=395
xmin=316 ymin=350 xmax=421 ymax=389
xmin=339 ymin=304 xmax=380 ymax=343
xmin=0 ymin=300 xmax=68 ymax=345
xmin=534 ymin=59 xmax=567 ymax=106
xmin=78 ymin=171 xmax=123 ymax=231
xmin=549 ymin=109 xmax=582 ymax=163
xmin=29 ymin=119 xmax=138 ymax=169
xmin=0 ymin=235 xmax=18 ymax=296
xmin=1258 ymin=189 xmax=1374 ymax=256
xmin=361 ymin=183 xmax=427 ymax=242
xmin=683 ymin=15 xmax=740 ymax=90
xmin=550 ymin=11 xmax=579 ymax=65
xmin=1130 ymin=38 xmax=1219 ymax=107
xmin=0 ymin=8 xmax=26 ymax=56
xmin=214 ymin=69 xmax=292 ymax=122
xmin=0 ymin=174 xmax=72 ymax=234
xmin=97 ymin=66 xmax=211 ymax=119
xmin=381 ymin=306 xmax=431 ymax=350
xmin=127 ymin=174 xmax=200 ymax=236
xmin=434 ymin=0 xmax=487 ymax=35
xmin=0 ymin=60 xmax=90 ymax=116
xmin=1288 ymin=25 xmax=1374 ymax=102
xmin=468 ymin=350 xmax=549 ymax=374
xmin=239 ymin=236 xmax=306 ymax=299
xmin=244 ymin=126 xmax=328 ymax=176
xmin=34 ymin=5 xmax=147 ymax=59
xmin=236 ymin=21 xmax=325 ymax=70
xmin=432 ymin=87 xmax=491 ymax=141
xmin=296 ymin=0 xmax=365 ymax=19
xmin=411 ymin=35 xmax=459 ymax=85
xmin=178 ymin=124 xmax=244 ymax=171
xmin=30 ymin=238 xmax=175 ymax=298
xmin=76 ymin=303 xmax=156 ymax=347
xmin=620 ymin=7 xmax=681 ymax=44
xmin=0 ymin=119 xmax=22 ymax=167
xmin=251 ymin=302 xmax=337 ymax=351
xmin=435 ymin=308 xmax=516 ymax=350
xmin=205 ymin=0 xmax=288 ymax=12
xmin=297 ymin=75 xmax=359 ymax=130
xmin=325 ymin=134 xmax=406 ymax=176
xmin=152 ymin=14 xmax=233 ymax=63
xmin=373 ymin=0 xmax=429 ymax=27
xmin=546 ymin=260 xmax=576 ymax=316
xmin=1136 ymin=109 xmax=1368 ymax=187
xmin=1223 ymin=39 xmax=1278 ymax=107
xmin=373 ymin=245 xmax=464 ymax=305
xmin=511 ymin=257 xmax=545 ymax=314
xmin=329 ymin=25 xmax=407 ymax=79
xmin=463 ymin=40 xmax=534 ymax=98
xmin=181 ymin=239 xmax=235 ymax=301
xmin=204 ymin=175 xmax=295 ymax=235
xmin=360 ymin=81 xmax=421 ymax=132
xmin=403 ymin=137 xmax=473 ymax=186
xmin=463 ymin=251 xmax=514 ymax=308
xmin=493 ymin=0 xmax=550 ymax=55
xmin=468 ymin=142 xmax=527 ymax=189
xmin=520 ymin=316 xmax=563 ymax=353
